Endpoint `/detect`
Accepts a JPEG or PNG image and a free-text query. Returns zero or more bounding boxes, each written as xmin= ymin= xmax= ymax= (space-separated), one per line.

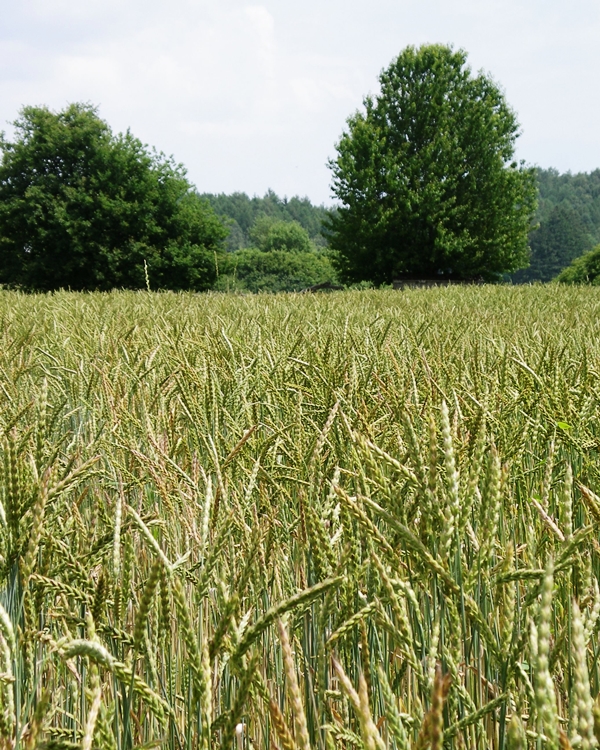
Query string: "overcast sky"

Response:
xmin=2 ymin=0 xmax=599 ymax=205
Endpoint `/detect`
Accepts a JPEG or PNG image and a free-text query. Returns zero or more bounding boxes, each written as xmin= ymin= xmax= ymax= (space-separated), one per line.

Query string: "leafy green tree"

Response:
xmin=513 ymin=205 xmax=593 ymax=283
xmin=0 ymin=103 xmax=226 ymax=291
xmin=327 ymin=44 xmax=538 ymax=284
xmin=249 ymin=217 xmax=313 ymax=253
xmin=556 ymin=244 xmax=600 ymax=285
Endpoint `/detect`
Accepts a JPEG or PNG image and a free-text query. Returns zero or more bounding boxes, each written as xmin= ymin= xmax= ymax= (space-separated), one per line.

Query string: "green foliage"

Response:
xmin=327 ymin=44 xmax=538 ymax=284
xmin=217 ymin=247 xmax=336 ymax=292
xmin=215 ymin=214 xmax=335 ymax=292
xmin=512 ymin=168 xmax=600 ymax=283
xmin=536 ymin=168 xmax=600 ymax=242
xmin=556 ymin=243 xmax=600 ymax=284
xmin=249 ymin=216 xmax=314 ymax=253
xmin=0 ymin=103 xmax=227 ymax=291
xmin=201 ymin=189 xmax=331 ymax=250
xmin=514 ymin=204 xmax=594 ymax=283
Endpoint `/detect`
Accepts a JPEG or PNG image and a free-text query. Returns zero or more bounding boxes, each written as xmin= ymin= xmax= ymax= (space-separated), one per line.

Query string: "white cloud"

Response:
xmin=245 ymin=5 xmax=276 ymax=66
xmin=1 ymin=0 xmax=600 ymax=202
xmin=56 ymin=55 xmax=121 ymax=90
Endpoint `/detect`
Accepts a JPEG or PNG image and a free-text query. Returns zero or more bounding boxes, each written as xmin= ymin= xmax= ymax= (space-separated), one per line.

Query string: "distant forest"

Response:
xmin=200 ymin=190 xmax=331 ymax=252
xmin=514 ymin=168 xmax=600 ymax=282
xmin=202 ymin=168 xmax=600 ymax=284
xmin=199 ymin=191 xmax=337 ymax=292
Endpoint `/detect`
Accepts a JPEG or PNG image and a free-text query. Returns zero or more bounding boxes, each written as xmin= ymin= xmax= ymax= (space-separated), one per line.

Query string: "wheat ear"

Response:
xmin=277 ymin=619 xmax=310 ymax=750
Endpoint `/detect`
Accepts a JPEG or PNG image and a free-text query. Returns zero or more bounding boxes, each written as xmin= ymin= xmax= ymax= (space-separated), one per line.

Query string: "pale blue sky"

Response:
xmin=1 ymin=0 xmax=599 ymax=204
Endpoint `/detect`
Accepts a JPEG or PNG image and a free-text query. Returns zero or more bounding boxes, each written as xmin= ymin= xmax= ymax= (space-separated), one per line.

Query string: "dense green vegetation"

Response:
xmin=513 ymin=169 xmax=600 ymax=283
xmin=2 ymin=87 xmax=600 ymax=293
xmin=536 ymin=168 xmax=600 ymax=240
xmin=216 ymin=247 xmax=336 ymax=293
xmin=0 ymin=104 xmax=227 ymax=292
xmin=557 ymin=243 xmax=600 ymax=284
xmin=205 ymin=211 xmax=337 ymax=292
xmin=202 ymin=165 xmax=600 ymax=289
xmin=2 ymin=99 xmax=598 ymax=292
xmin=203 ymin=164 xmax=600 ymax=290
xmin=200 ymin=190 xmax=331 ymax=251
xmin=513 ymin=204 xmax=591 ymax=283
xmin=328 ymin=44 xmax=537 ymax=285
xmin=2 ymin=287 xmax=600 ymax=749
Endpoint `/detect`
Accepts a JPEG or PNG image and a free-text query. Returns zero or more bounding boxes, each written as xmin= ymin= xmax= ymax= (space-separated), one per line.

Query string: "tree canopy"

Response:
xmin=203 ymin=194 xmax=337 ymax=292
xmin=327 ymin=44 xmax=538 ymax=284
xmin=0 ymin=103 xmax=226 ymax=291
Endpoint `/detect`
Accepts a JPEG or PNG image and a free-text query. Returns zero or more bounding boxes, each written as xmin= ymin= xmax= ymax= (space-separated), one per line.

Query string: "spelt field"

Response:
xmin=2 ymin=286 xmax=600 ymax=750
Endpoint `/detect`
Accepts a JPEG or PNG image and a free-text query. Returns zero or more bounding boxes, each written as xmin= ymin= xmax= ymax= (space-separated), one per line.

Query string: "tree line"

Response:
xmin=513 ymin=168 xmax=600 ymax=283
xmin=214 ymin=212 xmax=336 ymax=293
xmin=0 ymin=44 xmax=598 ymax=291
xmin=209 ymin=170 xmax=600 ymax=288
xmin=200 ymin=190 xmax=331 ymax=250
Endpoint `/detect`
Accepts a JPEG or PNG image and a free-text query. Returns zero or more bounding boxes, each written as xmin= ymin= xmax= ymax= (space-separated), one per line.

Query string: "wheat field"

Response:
xmin=1 ymin=286 xmax=600 ymax=750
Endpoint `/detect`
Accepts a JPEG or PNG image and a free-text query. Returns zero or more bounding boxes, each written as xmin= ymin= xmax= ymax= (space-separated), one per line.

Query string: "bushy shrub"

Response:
xmin=249 ymin=217 xmax=314 ymax=254
xmin=556 ymin=244 xmax=600 ymax=284
xmin=216 ymin=248 xmax=337 ymax=292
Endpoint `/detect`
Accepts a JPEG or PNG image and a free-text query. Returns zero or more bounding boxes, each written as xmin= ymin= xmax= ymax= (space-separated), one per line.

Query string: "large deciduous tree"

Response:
xmin=0 ymin=103 xmax=227 ymax=291
xmin=327 ymin=44 xmax=538 ymax=284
